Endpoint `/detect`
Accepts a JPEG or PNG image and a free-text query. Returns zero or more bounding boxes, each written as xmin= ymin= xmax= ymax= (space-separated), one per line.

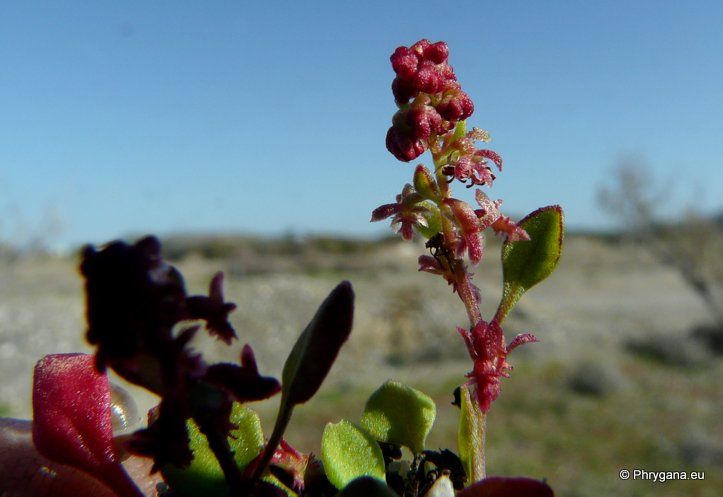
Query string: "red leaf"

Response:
xmin=32 ymin=353 xmax=143 ymax=497
xmin=458 ymin=476 xmax=554 ymax=497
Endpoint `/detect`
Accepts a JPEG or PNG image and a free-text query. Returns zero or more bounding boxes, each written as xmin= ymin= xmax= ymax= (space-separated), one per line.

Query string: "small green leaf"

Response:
xmin=458 ymin=384 xmax=486 ymax=484
xmin=498 ymin=205 xmax=564 ymax=322
xmin=162 ymin=403 xmax=265 ymax=497
xmin=413 ymin=165 xmax=440 ymax=201
xmin=334 ymin=476 xmax=398 ymax=497
xmin=360 ymin=380 xmax=436 ymax=454
xmin=321 ymin=420 xmax=386 ymax=490
xmin=415 ymin=201 xmax=442 ymax=240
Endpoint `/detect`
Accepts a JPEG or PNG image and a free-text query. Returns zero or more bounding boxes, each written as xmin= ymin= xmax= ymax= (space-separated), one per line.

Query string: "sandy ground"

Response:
xmin=0 ymin=236 xmax=717 ymax=420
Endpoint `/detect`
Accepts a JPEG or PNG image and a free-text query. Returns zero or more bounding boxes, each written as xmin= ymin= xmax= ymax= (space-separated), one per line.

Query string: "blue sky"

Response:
xmin=1 ymin=0 xmax=721 ymax=250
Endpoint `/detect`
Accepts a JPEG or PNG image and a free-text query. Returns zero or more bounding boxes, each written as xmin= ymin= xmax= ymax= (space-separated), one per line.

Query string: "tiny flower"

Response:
xmin=423 ymin=41 xmax=449 ymax=64
xmin=269 ymin=438 xmax=310 ymax=491
xmin=414 ymin=59 xmax=445 ymax=94
xmin=441 ymin=135 xmax=501 ymax=187
xmin=474 ymin=190 xmax=530 ymax=241
xmin=390 ymin=46 xmax=419 ymax=79
xmin=444 ymin=198 xmax=484 ymax=264
xmin=457 ymin=320 xmax=537 ymax=412
xmin=371 ymin=184 xmax=432 ymax=240
xmin=474 ymin=190 xmax=502 ymax=227
xmin=386 ymin=124 xmax=428 ymax=162
xmin=436 ymin=89 xmax=474 ymax=123
xmin=418 ymin=254 xmax=444 ymax=276
xmin=492 ymin=215 xmax=530 ymax=241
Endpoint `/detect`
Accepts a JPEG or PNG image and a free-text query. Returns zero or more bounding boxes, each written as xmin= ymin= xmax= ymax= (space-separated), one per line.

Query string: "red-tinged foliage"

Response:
xmin=457 ymin=476 xmax=554 ymax=497
xmin=32 ymin=354 xmax=144 ymax=497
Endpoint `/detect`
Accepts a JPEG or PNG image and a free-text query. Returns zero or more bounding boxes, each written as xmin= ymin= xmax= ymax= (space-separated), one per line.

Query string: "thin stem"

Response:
xmin=252 ymin=394 xmax=294 ymax=481
xmin=456 ymin=269 xmax=482 ymax=326
xmin=459 ymin=383 xmax=486 ymax=482
xmin=200 ymin=423 xmax=246 ymax=496
xmin=456 ymin=271 xmax=486 ymax=482
xmin=430 ymin=128 xmax=488 ymax=483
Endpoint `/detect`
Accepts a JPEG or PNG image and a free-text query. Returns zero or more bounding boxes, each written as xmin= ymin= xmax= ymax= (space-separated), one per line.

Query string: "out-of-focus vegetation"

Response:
xmin=255 ymin=353 xmax=722 ymax=497
xmin=598 ymin=157 xmax=723 ymax=327
xmin=159 ymin=233 xmax=405 ymax=276
xmin=1 ymin=230 xmax=721 ymax=496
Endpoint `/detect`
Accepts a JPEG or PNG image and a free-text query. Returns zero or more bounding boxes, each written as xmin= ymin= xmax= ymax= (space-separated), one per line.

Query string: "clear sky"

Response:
xmin=1 ymin=0 xmax=721 ymax=250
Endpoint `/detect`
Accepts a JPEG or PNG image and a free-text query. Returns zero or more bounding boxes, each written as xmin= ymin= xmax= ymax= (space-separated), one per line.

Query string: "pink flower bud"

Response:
xmin=414 ymin=60 xmax=444 ymax=94
xmin=411 ymin=39 xmax=432 ymax=56
xmin=386 ymin=126 xmax=427 ymax=162
xmin=425 ymin=41 xmax=449 ymax=64
xmin=392 ymin=76 xmax=416 ymax=104
xmin=390 ymin=46 xmax=418 ymax=79
xmin=437 ymin=91 xmax=474 ymax=122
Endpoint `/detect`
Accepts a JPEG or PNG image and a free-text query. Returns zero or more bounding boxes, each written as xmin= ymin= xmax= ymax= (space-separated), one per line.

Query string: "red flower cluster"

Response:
xmin=386 ymin=39 xmax=475 ymax=162
xmin=457 ymin=320 xmax=537 ymax=413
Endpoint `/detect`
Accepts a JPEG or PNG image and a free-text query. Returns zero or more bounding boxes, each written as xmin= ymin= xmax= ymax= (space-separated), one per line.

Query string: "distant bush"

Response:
xmin=625 ymin=331 xmax=712 ymax=368
xmin=162 ymin=233 xmax=394 ymax=260
xmin=691 ymin=322 xmax=723 ymax=356
xmin=677 ymin=431 xmax=723 ymax=467
xmin=566 ymin=359 xmax=627 ymax=397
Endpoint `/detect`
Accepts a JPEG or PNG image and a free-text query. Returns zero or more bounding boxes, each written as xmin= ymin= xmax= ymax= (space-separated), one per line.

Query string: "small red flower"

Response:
xmin=475 ymin=190 xmax=530 ymax=242
xmin=445 ymin=198 xmax=484 ymax=264
xmin=371 ymin=184 xmax=431 ymax=240
xmin=457 ymin=320 xmax=537 ymax=412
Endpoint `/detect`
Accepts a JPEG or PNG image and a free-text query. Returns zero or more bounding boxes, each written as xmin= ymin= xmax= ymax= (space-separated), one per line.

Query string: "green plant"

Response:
xmin=371 ymin=38 xmax=563 ymax=489
xmin=18 ymin=39 xmax=562 ymax=497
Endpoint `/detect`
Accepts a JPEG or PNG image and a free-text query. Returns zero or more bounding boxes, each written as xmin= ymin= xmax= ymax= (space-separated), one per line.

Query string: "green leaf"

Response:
xmin=334 ymin=476 xmax=398 ymax=497
xmin=253 ymin=282 xmax=355 ymax=480
xmin=458 ymin=384 xmax=486 ymax=484
xmin=321 ymin=420 xmax=386 ymax=490
xmin=498 ymin=205 xmax=564 ymax=322
xmin=360 ymin=380 xmax=436 ymax=454
xmin=414 ymin=201 xmax=442 ymax=240
xmin=162 ymin=403 xmax=264 ymax=497
xmin=281 ymin=281 xmax=355 ymax=407
xmin=413 ymin=165 xmax=440 ymax=201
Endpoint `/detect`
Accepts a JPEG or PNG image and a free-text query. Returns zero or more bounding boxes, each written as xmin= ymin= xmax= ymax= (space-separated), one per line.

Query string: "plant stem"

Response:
xmin=431 ymin=129 xmax=488 ymax=483
xmin=461 ymin=383 xmax=486 ymax=481
xmin=252 ymin=395 xmax=294 ymax=481
xmin=199 ymin=422 xmax=246 ymax=496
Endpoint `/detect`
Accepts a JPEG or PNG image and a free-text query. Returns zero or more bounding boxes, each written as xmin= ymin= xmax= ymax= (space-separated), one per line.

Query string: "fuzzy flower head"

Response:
xmin=387 ymin=39 xmax=474 ymax=162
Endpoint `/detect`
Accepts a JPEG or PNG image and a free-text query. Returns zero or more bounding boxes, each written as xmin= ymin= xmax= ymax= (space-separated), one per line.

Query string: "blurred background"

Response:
xmin=1 ymin=1 xmax=721 ymax=496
